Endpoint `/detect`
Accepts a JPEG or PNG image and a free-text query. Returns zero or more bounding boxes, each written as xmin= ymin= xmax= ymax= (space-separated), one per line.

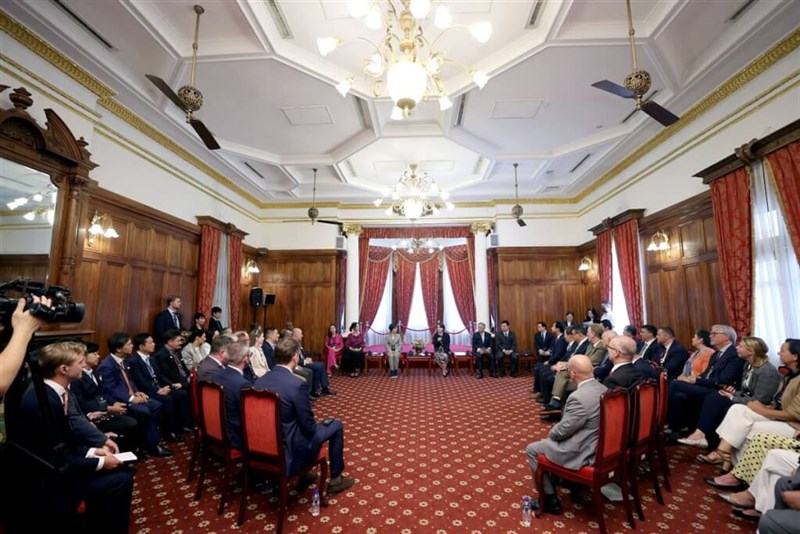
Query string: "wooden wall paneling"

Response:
xmin=0 ymin=254 xmax=49 ymax=282
xmin=95 ymin=260 xmax=129 ymax=347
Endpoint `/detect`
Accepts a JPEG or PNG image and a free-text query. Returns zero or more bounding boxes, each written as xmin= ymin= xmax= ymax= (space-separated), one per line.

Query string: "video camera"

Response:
xmin=0 ymin=278 xmax=84 ymax=327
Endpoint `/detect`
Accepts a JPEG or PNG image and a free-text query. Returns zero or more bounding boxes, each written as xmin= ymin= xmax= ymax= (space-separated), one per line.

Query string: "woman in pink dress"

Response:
xmin=325 ymin=324 xmax=344 ymax=376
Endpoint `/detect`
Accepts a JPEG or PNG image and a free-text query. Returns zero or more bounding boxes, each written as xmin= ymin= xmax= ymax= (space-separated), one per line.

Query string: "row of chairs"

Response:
xmin=534 ymin=372 xmax=672 ymax=534
xmin=185 ymin=371 xmax=328 ymax=533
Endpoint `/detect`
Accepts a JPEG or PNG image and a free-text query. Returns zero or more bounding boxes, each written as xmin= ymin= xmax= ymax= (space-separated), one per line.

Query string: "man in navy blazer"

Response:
xmin=154 ymin=295 xmax=184 ymax=346
xmin=96 ymin=332 xmax=173 ymax=457
xmin=212 ymin=340 xmax=253 ymax=450
xmin=655 ymin=327 xmax=691 ymax=381
xmin=254 ymin=338 xmax=354 ymax=495
xmin=534 ymin=323 xmax=568 ymax=401
xmin=638 ymin=325 xmax=663 ymax=362
xmin=603 ymin=336 xmax=645 ymax=389
xmin=262 ymin=327 xmax=279 ymax=370
xmin=471 ymin=322 xmax=493 ymax=379
xmin=496 ymin=320 xmax=518 ymax=377
xmin=535 ymin=321 xmax=555 ymax=360
xmin=14 ymin=341 xmax=133 ymax=534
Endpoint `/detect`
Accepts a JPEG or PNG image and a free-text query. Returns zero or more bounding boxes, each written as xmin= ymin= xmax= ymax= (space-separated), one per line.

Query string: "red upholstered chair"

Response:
xmin=194 ymin=381 xmax=243 ymax=515
xmin=654 ymin=370 xmax=672 ymax=492
xmin=628 ymin=380 xmax=664 ymax=521
xmin=186 ymin=370 xmax=201 ymax=482
xmin=534 ymin=387 xmax=635 ymax=534
xmin=238 ymin=389 xmax=329 ymax=530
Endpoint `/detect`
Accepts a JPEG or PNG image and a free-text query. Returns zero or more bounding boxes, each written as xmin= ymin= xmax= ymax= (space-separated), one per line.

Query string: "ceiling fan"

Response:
xmin=306 ymin=168 xmax=341 ymax=227
xmin=591 ymin=0 xmax=680 ymax=127
xmin=145 ymin=4 xmax=220 ymax=150
xmin=512 ymin=163 xmax=526 ymax=227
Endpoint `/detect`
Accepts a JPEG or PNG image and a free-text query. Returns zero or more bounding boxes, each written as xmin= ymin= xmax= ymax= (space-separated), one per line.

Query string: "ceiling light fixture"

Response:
xmin=392 ymin=237 xmax=444 ymax=255
xmin=374 ymin=163 xmax=454 ymax=220
xmin=578 ymin=256 xmax=593 ymax=271
xmin=87 ymin=211 xmax=120 ymax=247
xmin=646 ymin=230 xmax=670 ymax=251
xmin=318 ymin=0 xmax=491 ymax=119
xmin=512 ymin=162 xmax=526 ymax=227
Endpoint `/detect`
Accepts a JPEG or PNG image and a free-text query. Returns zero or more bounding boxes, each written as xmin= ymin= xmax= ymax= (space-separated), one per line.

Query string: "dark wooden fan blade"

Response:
xmin=317 ymin=220 xmax=342 ymax=227
xmin=591 ymin=79 xmax=635 ymax=99
xmin=145 ymin=74 xmax=188 ymax=112
xmin=516 ymin=218 xmax=527 ymax=228
xmin=641 ymin=100 xmax=680 ymax=127
xmin=189 ymin=118 xmax=221 ymax=150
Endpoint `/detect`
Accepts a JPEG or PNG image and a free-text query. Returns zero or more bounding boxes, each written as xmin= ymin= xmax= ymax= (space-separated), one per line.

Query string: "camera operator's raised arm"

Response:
xmin=0 ymin=296 xmax=49 ymax=395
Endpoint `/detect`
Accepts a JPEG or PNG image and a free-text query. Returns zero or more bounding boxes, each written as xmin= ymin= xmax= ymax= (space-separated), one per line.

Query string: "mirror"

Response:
xmin=0 ymin=157 xmax=57 ymax=283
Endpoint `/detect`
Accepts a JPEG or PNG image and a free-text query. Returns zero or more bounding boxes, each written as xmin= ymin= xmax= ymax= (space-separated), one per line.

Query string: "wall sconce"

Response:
xmin=87 ymin=211 xmax=119 ymax=247
xmin=245 ymin=259 xmax=260 ymax=274
xmin=646 ymin=230 xmax=670 ymax=251
xmin=578 ymin=256 xmax=593 ymax=271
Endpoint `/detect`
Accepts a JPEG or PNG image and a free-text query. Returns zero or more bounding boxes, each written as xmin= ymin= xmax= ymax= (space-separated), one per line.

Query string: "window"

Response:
xmin=405 ymin=264 xmax=429 ymax=344
xmin=365 ymin=259 xmax=393 ymax=347
xmin=442 ymin=261 xmax=470 ymax=347
xmin=610 ymin=236 xmax=631 ymax=330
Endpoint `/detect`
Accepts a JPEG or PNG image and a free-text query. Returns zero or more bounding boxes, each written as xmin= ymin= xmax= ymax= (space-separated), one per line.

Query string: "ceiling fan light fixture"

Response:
xmin=434 ymin=4 xmax=452 ymax=28
xmin=317 ymin=36 xmax=341 ymax=56
xmin=364 ymin=4 xmax=383 ymax=29
xmin=387 ymin=60 xmax=427 ymax=109
xmin=470 ymin=21 xmax=492 ymax=43
xmin=438 ymin=94 xmax=453 ymax=111
xmin=471 ymin=70 xmax=489 ymax=90
xmin=409 ymin=0 xmax=432 ymax=19
xmin=390 ymin=105 xmax=405 ymax=121
xmin=335 ymin=78 xmax=353 ymax=97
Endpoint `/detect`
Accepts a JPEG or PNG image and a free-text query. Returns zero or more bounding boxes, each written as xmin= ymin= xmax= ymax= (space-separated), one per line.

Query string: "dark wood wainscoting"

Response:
xmin=0 ymin=254 xmax=49 ymax=282
xmin=496 ymin=246 xmax=600 ymax=352
xmin=255 ymin=250 xmax=338 ymax=354
xmin=640 ymin=191 xmax=727 ymax=346
xmin=74 ymin=188 xmax=200 ymax=349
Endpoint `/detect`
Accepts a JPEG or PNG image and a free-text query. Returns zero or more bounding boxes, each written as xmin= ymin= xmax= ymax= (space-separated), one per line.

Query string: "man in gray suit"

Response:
xmin=525 ymin=354 xmax=608 ymax=514
xmin=758 ymin=469 xmax=800 ymax=534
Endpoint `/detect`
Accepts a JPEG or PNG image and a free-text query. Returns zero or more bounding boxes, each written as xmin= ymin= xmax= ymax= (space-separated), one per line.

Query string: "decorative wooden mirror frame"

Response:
xmin=0 ymin=86 xmax=98 ymax=287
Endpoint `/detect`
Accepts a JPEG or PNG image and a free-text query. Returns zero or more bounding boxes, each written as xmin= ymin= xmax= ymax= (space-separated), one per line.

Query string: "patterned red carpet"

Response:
xmin=130 ymin=370 xmax=758 ymax=533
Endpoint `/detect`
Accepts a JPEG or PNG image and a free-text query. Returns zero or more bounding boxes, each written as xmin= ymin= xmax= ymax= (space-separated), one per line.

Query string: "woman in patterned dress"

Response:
xmin=432 ymin=324 xmax=451 ymax=377
xmin=385 ymin=323 xmax=402 ymax=379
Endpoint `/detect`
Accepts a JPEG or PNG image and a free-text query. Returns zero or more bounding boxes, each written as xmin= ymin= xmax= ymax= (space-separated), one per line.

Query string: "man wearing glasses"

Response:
xmin=603 ymin=336 xmax=644 ymax=389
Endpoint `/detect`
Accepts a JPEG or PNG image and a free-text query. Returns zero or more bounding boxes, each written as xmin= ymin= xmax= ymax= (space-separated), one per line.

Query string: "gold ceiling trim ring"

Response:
xmin=0 ymin=56 xmax=101 ymax=118
xmin=0 ymin=11 xmax=115 ymax=99
xmin=578 ymin=73 xmax=800 ymax=217
xmin=576 ymin=27 xmax=800 ymax=203
xmin=98 ymin=98 xmax=262 ymax=208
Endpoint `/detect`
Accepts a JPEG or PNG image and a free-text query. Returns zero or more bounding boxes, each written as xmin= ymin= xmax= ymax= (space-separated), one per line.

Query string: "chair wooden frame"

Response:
xmin=655 ymin=371 xmax=672 ymax=492
xmin=452 ymin=352 xmax=474 ymax=375
xmin=238 ymin=389 xmax=329 ymax=530
xmin=364 ymin=351 xmax=386 ymax=375
xmin=534 ymin=387 xmax=636 ymax=534
xmin=628 ymin=379 xmax=664 ymax=521
xmin=194 ymin=381 xmax=243 ymax=515
xmin=186 ymin=370 xmax=201 ymax=482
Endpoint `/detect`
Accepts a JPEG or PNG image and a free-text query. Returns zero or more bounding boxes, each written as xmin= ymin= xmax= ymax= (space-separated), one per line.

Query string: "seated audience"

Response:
xmin=292 ymin=327 xmax=335 ymax=397
xmin=233 ymin=330 xmax=257 ymax=381
xmin=533 ymin=322 xmax=565 ymax=395
xmin=708 ymin=432 xmax=800 ymax=491
xmin=593 ymin=330 xmax=618 ymax=381
xmin=262 ymin=327 xmax=279 ymax=369
xmin=249 ymin=326 xmax=269 ymax=378
xmin=537 ymin=326 xmax=575 ymax=404
xmin=678 ymin=337 xmax=781 ymax=450
xmin=197 ymin=335 xmax=234 ymax=382
xmin=637 ymin=324 xmax=662 ymax=362
xmin=534 ymin=321 xmax=554 ymax=362
xmin=525 ymin=355 xmax=608 ymax=514
xmin=683 ymin=329 xmax=715 ymax=378
xmin=601 ymin=319 xmax=613 ymax=331
xmin=543 ymin=326 xmax=589 ymax=411
xmin=326 ymin=324 xmax=344 ymax=376
xmin=254 ymin=338 xmax=355 ymax=495
xmin=563 ymin=311 xmax=576 ymax=330
xmin=655 ymin=326 xmax=691 ymax=380
xmin=696 ymin=338 xmax=800 ymax=467
xmin=181 ymin=329 xmax=209 ymax=372
xmin=757 ymin=470 xmax=800 ymax=532
xmin=192 ymin=312 xmax=207 ymax=333
xmin=623 ymin=324 xmax=644 ymax=353
xmin=602 ymin=335 xmax=643 ymax=389
xmin=15 ymin=341 xmax=134 ymax=533
xmin=213 ymin=340 xmax=252 ymax=450
xmin=432 ymin=323 xmax=451 ymax=377
xmin=342 ymin=322 xmax=365 ymax=377
xmin=584 ymin=308 xmax=600 ymax=324
xmin=208 ymin=306 xmax=224 ymax=337
xmin=472 ymin=321 xmax=494 ymax=379
xmin=155 ymin=329 xmax=191 ymax=388
xmin=496 ymin=320 xmax=518 ymax=377
xmin=385 ymin=323 xmax=402 ymax=379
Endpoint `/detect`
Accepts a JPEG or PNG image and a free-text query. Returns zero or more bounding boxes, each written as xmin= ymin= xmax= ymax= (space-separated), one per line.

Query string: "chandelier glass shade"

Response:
xmin=374 ymin=164 xmax=454 ymax=220
xmin=646 ymin=230 xmax=670 ymax=251
xmin=6 ymin=185 xmax=57 ymax=225
xmin=318 ymin=0 xmax=491 ymax=119
xmin=392 ymin=237 xmax=443 ymax=254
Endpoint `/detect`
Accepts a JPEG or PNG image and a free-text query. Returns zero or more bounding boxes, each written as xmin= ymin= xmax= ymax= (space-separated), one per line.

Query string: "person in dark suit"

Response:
xmin=154 ymin=295 xmax=184 ymax=346
xmin=594 ymin=330 xmax=618 ymax=381
xmin=603 ymin=335 xmax=644 ymax=389
xmin=96 ymin=332 xmax=172 ymax=457
xmin=208 ymin=306 xmax=224 ymax=337
xmin=666 ymin=324 xmax=744 ymax=434
xmin=262 ymin=327 xmax=279 ymax=370
xmin=129 ymin=333 xmax=191 ymax=439
xmin=655 ymin=327 xmax=691 ymax=381
xmin=154 ymin=330 xmax=191 ymax=388
xmin=535 ymin=321 xmax=555 ymax=362
xmin=292 ymin=327 xmax=335 ymax=397
xmin=637 ymin=325 xmax=662 ymax=362
xmin=538 ymin=326 xmax=575 ymax=404
xmin=623 ymin=325 xmax=644 ymax=354
xmin=543 ymin=326 xmax=590 ymax=412
xmin=254 ymin=338 xmax=355 ymax=495
xmin=496 ymin=320 xmax=518 ymax=377
xmin=13 ymin=341 xmax=133 ymax=534
xmin=432 ymin=324 xmax=452 ymax=376
xmin=563 ymin=311 xmax=576 ymax=331
xmin=472 ymin=322 xmax=493 ymax=379
xmin=212 ymin=340 xmax=253 ymax=450
xmin=526 ymin=355 xmax=608 ymax=514
xmin=534 ymin=322 xmax=567 ymax=398
xmin=197 ymin=335 xmax=234 ymax=382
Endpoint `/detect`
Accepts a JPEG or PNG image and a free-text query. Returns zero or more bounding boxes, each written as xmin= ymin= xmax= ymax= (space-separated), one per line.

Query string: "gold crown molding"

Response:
xmin=575 ymin=27 xmax=800 ymax=203
xmin=342 ymin=223 xmax=363 ymax=235
xmin=0 ymin=56 xmax=100 ymax=118
xmin=0 ymin=11 xmax=114 ymax=99
xmin=470 ymin=221 xmax=492 ymax=234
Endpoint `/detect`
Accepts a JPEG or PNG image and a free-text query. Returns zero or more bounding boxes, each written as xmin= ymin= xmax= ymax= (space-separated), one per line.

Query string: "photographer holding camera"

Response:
xmin=0 ymin=296 xmax=50 ymax=396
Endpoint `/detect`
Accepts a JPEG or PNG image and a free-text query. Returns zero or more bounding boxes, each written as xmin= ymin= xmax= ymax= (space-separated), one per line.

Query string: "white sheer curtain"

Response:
xmin=365 ymin=259 xmax=393 ymax=348
xmin=610 ymin=236 xmax=631 ymax=331
xmin=752 ymin=161 xmax=800 ymax=364
xmin=442 ymin=261 xmax=470 ymax=347
xmin=212 ymin=233 xmax=230 ymax=327
xmin=404 ymin=264 xmax=429 ymax=344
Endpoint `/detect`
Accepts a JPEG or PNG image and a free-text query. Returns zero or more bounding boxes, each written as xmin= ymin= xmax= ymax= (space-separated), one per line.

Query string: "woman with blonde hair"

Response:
xmin=249 ymin=326 xmax=269 ymax=378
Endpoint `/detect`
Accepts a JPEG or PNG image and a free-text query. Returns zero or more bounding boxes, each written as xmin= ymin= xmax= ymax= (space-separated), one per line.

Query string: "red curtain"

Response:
xmin=445 ymin=245 xmax=475 ymax=329
xmin=362 ymin=226 xmax=471 ymax=240
xmin=710 ymin=167 xmax=753 ymax=337
xmin=766 ymin=140 xmax=800 ymax=263
xmin=359 ymin=247 xmax=392 ymax=329
xmin=228 ymin=233 xmax=243 ymax=330
xmin=418 ymin=255 xmax=440 ymax=334
xmin=596 ymin=230 xmax=613 ymax=303
xmin=358 ymin=234 xmax=370 ymax=300
xmin=197 ymin=225 xmax=221 ymax=319
xmin=613 ymin=219 xmax=644 ymax=327
xmin=395 ymin=256 xmax=417 ymax=331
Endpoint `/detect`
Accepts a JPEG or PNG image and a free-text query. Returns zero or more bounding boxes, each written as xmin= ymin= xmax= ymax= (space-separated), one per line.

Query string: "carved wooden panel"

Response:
xmin=0 ymin=254 xmax=49 ymax=282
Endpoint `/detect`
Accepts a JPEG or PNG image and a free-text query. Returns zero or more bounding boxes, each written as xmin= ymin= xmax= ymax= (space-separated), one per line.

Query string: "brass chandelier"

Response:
xmin=374 ymin=164 xmax=454 ymax=220
xmin=318 ymin=0 xmax=491 ymax=119
xmin=392 ymin=238 xmax=443 ymax=254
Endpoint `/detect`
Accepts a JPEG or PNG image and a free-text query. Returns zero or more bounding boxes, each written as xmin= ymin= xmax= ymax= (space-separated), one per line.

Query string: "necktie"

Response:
xmin=87 ymin=371 xmax=98 ymax=386
xmin=61 ymin=390 xmax=69 ymax=415
xmin=171 ymin=351 xmax=187 ymax=378
xmin=119 ymin=362 xmax=135 ymax=396
xmin=144 ymin=357 xmax=156 ymax=379
xmin=172 ymin=312 xmax=179 ymax=328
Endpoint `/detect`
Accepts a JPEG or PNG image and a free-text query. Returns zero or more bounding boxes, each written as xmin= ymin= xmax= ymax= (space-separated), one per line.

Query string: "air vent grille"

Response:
xmin=452 ymin=94 xmax=468 ymax=127
xmin=344 ymin=160 xmax=357 ymax=178
xmin=527 ymin=1 xmax=546 ymax=28
xmin=265 ymin=0 xmax=293 ymax=39
xmin=726 ymin=0 xmax=759 ymax=22
xmin=355 ymin=97 xmax=372 ymax=130
xmin=570 ymin=154 xmax=592 ymax=173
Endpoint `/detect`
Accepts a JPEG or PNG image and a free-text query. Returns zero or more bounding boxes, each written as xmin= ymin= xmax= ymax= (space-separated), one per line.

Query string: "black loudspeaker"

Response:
xmin=264 ymin=293 xmax=276 ymax=306
xmin=249 ymin=287 xmax=263 ymax=308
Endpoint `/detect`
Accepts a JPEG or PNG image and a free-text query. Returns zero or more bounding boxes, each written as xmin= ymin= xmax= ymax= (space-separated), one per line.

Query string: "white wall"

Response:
xmin=0 ymin=223 xmax=52 ymax=254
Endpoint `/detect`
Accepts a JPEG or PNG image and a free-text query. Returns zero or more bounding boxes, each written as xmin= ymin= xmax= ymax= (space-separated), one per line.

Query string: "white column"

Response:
xmin=344 ymin=224 xmax=363 ymax=328
xmin=471 ymin=221 xmax=492 ymax=327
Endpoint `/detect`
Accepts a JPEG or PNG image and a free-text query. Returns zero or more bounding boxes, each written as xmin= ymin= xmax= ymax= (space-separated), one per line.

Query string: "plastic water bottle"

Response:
xmin=521 ymin=495 xmax=532 ymax=526
xmin=311 ymin=489 xmax=320 ymax=517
